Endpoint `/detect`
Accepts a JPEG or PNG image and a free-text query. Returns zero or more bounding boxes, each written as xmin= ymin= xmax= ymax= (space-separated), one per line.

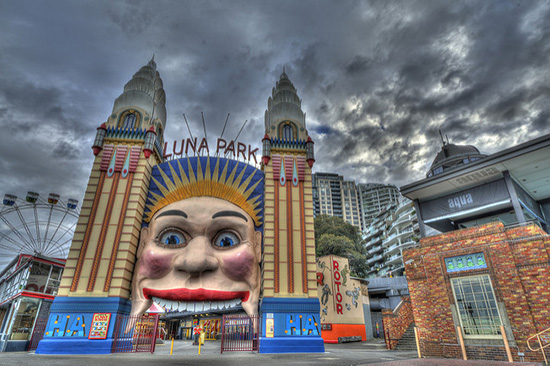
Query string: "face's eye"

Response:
xmin=213 ymin=231 xmax=240 ymax=248
xmin=158 ymin=231 xmax=187 ymax=247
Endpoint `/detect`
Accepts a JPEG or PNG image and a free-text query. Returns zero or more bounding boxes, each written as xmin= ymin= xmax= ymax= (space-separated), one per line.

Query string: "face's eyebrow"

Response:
xmin=212 ymin=210 xmax=248 ymax=222
xmin=155 ymin=210 xmax=188 ymax=220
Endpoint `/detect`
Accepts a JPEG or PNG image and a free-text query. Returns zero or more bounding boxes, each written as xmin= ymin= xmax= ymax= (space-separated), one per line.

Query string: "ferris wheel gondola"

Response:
xmin=0 ymin=192 xmax=80 ymax=268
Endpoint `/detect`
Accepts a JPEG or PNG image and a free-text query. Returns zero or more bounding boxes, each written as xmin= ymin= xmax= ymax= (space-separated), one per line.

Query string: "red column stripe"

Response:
xmin=104 ymin=173 xmax=134 ymax=292
xmin=87 ymin=173 xmax=120 ymax=292
xmin=287 ymin=183 xmax=294 ymax=293
xmin=299 ymin=181 xmax=308 ymax=293
xmin=274 ymin=184 xmax=280 ymax=293
xmin=71 ymin=171 xmax=106 ymax=291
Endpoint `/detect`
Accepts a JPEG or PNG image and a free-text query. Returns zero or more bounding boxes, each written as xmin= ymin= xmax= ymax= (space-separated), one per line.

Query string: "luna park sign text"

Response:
xmin=163 ymin=137 xmax=259 ymax=164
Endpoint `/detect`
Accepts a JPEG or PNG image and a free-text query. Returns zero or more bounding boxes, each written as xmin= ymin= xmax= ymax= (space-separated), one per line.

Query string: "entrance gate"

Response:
xmin=111 ymin=314 xmax=159 ymax=353
xmin=28 ymin=317 xmax=48 ymax=351
xmin=220 ymin=314 xmax=260 ymax=353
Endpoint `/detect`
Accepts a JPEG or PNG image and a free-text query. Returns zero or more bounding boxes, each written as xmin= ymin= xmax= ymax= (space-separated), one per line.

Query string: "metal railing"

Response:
xmin=527 ymin=326 xmax=550 ymax=364
xmin=111 ymin=314 xmax=160 ymax=353
xmin=220 ymin=314 xmax=260 ymax=353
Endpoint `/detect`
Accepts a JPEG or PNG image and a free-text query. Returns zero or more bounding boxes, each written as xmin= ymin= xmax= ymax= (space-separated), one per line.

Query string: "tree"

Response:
xmin=314 ymin=215 xmax=360 ymax=244
xmin=314 ymin=215 xmax=368 ymax=278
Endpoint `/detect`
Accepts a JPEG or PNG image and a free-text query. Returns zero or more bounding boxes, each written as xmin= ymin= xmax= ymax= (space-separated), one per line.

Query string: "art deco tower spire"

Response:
xmin=265 ymin=70 xmax=306 ymax=140
xmin=110 ymin=56 xmax=167 ymax=134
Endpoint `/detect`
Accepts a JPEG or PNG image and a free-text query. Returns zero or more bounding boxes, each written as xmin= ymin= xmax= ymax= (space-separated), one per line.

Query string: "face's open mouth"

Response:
xmin=143 ymin=288 xmax=250 ymax=312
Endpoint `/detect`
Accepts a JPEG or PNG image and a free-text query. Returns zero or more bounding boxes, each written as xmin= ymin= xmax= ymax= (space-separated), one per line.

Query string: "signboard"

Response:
xmin=163 ymin=138 xmax=259 ymax=164
xmin=316 ymin=255 xmax=364 ymax=324
xmin=445 ymin=253 xmax=487 ymax=273
xmin=420 ymin=178 xmax=510 ymax=222
xmin=88 ymin=313 xmax=111 ymax=339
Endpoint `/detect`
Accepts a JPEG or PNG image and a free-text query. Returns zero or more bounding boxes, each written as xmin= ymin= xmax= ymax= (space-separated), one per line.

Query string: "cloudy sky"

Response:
xmin=1 ymin=0 xmax=549 ymax=205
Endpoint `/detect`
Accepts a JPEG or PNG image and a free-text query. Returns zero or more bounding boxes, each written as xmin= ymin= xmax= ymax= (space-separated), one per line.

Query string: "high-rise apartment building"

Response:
xmin=312 ymin=173 xmax=361 ymax=228
xmin=358 ymin=183 xmax=400 ymax=232
xmin=364 ymin=198 xmax=419 ymax=278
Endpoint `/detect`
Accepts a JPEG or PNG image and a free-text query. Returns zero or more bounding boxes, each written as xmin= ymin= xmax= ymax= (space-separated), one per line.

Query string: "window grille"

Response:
xmin=451 ymin=274 xmax=502 ymax=337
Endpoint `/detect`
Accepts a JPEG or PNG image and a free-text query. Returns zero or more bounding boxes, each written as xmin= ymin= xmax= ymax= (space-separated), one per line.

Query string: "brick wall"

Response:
xmin=403 ymin=222 xmax=550 ymax=362
xmin=382 ymin=296 xmax=414 ymax=350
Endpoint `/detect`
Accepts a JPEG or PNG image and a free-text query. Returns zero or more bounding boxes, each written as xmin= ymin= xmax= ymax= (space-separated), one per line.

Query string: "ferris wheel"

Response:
xmin=0 ymin=192 xmax=80 ymax=269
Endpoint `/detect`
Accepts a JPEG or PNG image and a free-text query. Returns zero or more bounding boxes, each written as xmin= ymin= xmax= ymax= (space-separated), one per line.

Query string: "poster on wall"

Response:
xmin=266 ymin=318 xmax=274 ymax=338
xmin=88 ymin=313 xmax=111 ymax=340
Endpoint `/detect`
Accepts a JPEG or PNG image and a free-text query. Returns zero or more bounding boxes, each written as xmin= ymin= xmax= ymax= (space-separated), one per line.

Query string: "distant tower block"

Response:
xmin=37 ymin=58 xmax=167 ymax=354
xmin=259 ymin=70 xmax=323 ymax=353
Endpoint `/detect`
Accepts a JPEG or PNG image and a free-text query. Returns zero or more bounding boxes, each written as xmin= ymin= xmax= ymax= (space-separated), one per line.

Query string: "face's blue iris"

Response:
xmin=160 ymin=231 xmax=186 ymax=246
xmin=214 ymin=232 xmax=240 ymax=248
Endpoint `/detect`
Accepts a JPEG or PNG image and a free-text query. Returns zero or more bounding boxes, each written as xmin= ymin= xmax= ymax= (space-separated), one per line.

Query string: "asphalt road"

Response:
xmin=0 ymin=340 xmax=543 ymax=366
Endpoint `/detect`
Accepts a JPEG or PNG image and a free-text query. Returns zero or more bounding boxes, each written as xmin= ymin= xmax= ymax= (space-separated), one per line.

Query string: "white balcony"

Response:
xmin=367 ymin=254 xmax=384 ymax=264
xmin=368 ymin=245 xmax=384 ymax=255
xmin=386 ymin=253 xmax=402 ymax=266
xmin=382 ymin=227 xmax=414 ymax=247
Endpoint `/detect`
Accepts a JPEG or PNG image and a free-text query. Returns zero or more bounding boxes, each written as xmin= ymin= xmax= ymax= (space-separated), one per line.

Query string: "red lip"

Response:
xmin=143 ymin=288 xmax=250 ymax=302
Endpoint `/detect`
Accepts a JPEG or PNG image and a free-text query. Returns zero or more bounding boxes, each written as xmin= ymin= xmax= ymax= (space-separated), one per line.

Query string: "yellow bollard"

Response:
xmin=457 ymin=326 xmax=467 ymax=360
xmin=414 ymin=326 xmax=422 ymax=358
xmin=198 ymin=338 xmax=201 ymax=355
xmin=500 ymin=325 xmax=513 ymax=362
xmin=170 ymin=336 xmax=174 ymax=355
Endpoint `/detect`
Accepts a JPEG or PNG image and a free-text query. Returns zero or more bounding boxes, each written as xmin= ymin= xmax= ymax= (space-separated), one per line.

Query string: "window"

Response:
xmin=9 ymin=297 xmax=40 ymax=341
xmin=25 ymin=262 xmax=51 ymax=293
xmin=123 ymin=113 xmax=136 ymax=129
xmin=283 ymin=125 xmax=293 ymax=140
xmin=451 ymin=275 xmax=502 ymax=337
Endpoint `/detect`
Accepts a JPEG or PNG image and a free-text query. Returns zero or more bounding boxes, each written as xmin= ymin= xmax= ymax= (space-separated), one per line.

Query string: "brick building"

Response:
xmin=399 ymin=134 xmax=550 ymax=362
xmin=403 ymin=221 xmax=549 ymax=362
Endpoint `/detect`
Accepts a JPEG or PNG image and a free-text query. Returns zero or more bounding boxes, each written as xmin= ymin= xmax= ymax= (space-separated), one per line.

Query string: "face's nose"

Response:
xmin=174 ymin=235 xmax=218 ymax=276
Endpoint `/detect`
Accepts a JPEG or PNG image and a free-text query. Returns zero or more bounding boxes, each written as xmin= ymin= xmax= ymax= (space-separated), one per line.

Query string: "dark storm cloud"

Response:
xmin=0 ymin=0 xmax=549 ymax=204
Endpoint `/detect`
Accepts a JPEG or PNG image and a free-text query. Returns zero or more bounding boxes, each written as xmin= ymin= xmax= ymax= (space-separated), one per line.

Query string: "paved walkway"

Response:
xmin=0 ymin=339 xmax=543 ymax=366
xmin=362 ymin=360 xmax=543 ymax=366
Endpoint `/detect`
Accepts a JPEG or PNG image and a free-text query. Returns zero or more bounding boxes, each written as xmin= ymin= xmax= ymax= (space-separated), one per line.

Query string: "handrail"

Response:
xmin=527 ymin=326 xmax=550 ymax=364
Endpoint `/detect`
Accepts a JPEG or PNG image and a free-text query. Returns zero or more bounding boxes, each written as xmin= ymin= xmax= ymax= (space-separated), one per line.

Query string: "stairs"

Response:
xmin=394 ymin=323 xmax=417 ymax=351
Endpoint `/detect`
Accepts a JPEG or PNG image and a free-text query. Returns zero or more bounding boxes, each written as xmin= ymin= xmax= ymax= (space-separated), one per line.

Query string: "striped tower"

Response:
xmin=259 ymin=71 xmax=324 ymax=353
xmin=37 ymin=58 xmax=166 ymax=354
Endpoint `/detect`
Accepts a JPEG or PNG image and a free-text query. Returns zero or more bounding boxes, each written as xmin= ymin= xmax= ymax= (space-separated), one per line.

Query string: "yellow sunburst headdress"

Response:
xmin=144 ymin=157 xmax=264 ymax=226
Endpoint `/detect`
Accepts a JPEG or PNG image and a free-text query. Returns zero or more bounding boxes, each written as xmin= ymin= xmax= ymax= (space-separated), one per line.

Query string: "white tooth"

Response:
xmin=197 ymin=302 xmax=204 ymax=312
xmin=185 ymin=302 xmax=191 ymax=311
xmin=213 ymin=301 xmax=220 ymax=310
xmin=179 ymin=302 xmax=184 ymax=312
